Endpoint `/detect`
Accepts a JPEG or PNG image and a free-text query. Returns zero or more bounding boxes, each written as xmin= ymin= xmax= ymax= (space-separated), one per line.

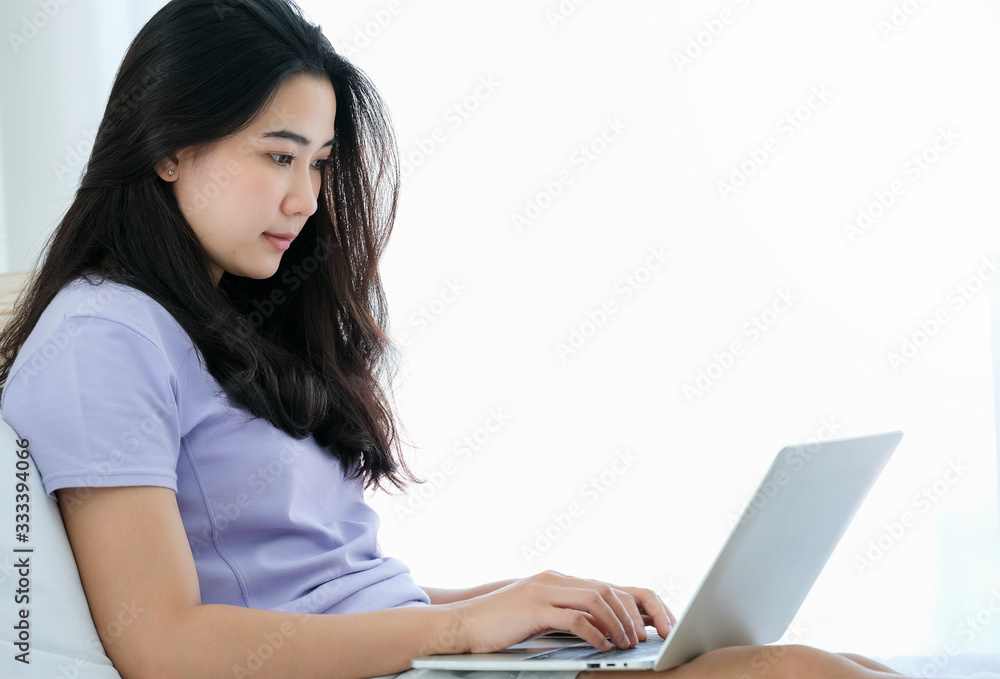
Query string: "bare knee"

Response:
xmin=654 ymin=644 xmax=821 ymax=679
xmin=728 ymin=644 xmax=826 ymax=679
xmin=838 ymin=652 xmax=898 ymax=673
xmin=584 ymin=644 xmax=860 ymax=679
xmin=781 ymin=644 xmax=822 ymax=678
xmin=742 ymin=643 xmax=818 ymax=679
xmin=771 ymin=644 xmax=871 ymax=679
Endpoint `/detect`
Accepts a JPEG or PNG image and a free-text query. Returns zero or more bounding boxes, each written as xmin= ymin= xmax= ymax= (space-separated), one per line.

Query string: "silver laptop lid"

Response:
xmin=412 ymin=431 xmax=903 ymax=672
xmin=655 ymin=431 xmax=903 ymax=670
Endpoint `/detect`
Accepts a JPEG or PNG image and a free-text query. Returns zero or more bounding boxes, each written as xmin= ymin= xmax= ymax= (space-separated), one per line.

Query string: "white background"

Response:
xmin=315 ymin=0 xmax=1000 ymax=659
xmin=1 ymin=0 xmax=998 ymax=662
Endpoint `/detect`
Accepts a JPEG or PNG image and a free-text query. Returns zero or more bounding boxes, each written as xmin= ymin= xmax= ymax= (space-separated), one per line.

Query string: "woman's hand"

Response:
xmin=446 ymin=570 xmax=676 ymax=655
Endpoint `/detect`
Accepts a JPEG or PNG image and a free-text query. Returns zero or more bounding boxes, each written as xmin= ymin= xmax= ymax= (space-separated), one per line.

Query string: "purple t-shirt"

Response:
xmin=2 ymin=277 xmax=429 ymax=615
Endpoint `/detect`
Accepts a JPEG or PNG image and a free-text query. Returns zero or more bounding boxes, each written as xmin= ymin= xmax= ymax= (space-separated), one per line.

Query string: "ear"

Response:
xmin=154 ymin=154 xmax=179 ymax=182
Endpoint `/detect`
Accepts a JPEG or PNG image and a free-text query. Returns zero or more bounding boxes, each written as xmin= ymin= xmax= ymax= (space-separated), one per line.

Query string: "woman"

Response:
xmin=0 ymin=1 xmax=914 ymax=678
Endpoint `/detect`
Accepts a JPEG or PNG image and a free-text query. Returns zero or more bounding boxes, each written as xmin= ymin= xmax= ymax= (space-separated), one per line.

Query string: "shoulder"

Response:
xmin=44 ymin=276 xmax=185 ymax=344
xmin=2 ymin=277 xmax=195 ymax=498
xmin=7 ymin=276 xmax=194 ymax=385
xmin=49 ymin=276 xmax=177 ymax=329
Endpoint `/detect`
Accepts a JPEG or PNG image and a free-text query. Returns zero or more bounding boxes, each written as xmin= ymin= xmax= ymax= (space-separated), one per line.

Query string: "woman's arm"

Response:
xmin=59 ymin=485 xmax=469 ymax=679
xmin=60 ymin=485 xmax=666 ymax=679
xmin=420 ymin=581 xmax=516 ymax=605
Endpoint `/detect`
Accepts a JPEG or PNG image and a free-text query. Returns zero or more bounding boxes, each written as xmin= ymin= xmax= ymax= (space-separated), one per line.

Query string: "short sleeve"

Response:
xmin=2 ymin=314 xmax=182 ymax=499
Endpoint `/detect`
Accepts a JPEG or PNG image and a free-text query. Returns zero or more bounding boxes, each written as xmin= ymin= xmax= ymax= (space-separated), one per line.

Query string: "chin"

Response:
xmin=224 ymin=268 xmax=282 ymax=283
xmin=252 ymin=268 xmax=282 ymax=281
xmin=234 ymin=260 xmax=284 ymax=281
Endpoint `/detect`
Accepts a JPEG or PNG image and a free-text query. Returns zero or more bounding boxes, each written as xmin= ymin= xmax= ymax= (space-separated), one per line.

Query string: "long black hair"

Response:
xmin=0 ymin=0 xmax=413 ymax=490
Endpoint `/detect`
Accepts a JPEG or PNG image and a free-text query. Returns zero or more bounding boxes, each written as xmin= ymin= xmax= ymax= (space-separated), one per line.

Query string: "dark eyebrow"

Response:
xmin=260 ymin=130 xmax=336 ymax=148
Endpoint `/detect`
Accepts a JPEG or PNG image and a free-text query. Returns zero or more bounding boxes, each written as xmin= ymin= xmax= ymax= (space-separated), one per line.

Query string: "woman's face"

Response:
xmin=158 ymin=73 xmax=337 ymax=284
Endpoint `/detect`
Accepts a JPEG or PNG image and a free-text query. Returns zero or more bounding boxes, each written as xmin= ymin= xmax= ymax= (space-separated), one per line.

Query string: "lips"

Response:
xmin=263 ymin=232 xmax=296 ymax=251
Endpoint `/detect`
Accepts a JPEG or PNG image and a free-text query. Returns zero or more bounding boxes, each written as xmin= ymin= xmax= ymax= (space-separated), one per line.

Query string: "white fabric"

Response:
xmin=0 ymin=414 xmax=122 ymax=677
xmin=880 ymin=654 xmax=1000 ymax=678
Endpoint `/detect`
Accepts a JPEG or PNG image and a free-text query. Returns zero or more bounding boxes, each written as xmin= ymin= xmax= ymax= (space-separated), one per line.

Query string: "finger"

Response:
xmin=577 ymin=581 xmax=638 ymax=646
xmin=611 ymin=588 xmax=646 ymax=643
xmin=594 ymin=584 xmax=638 ymax=646
xmin=665 ymin=605 xmax=678 ymax=627
xmin=554 ymin=609 xmax=614 ymax=651
xmin=623 ymin=587 xmax=675 ymax=639
xmin=540 ymin=574 xmax=639 ymax=647
xmin=629 ymin=586 xmax=674 ymax=627
xmin=547 ymin=585 xmax=633 ymax=649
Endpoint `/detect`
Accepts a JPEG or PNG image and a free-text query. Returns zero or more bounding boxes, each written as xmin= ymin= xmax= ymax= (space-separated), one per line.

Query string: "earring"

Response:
xmin=168 ymin=170 xmax=174 ymax=175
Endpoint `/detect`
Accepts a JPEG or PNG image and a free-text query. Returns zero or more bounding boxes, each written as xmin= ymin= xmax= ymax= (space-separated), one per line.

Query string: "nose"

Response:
xmin=282 ymin=162 xmax=320 ymax=218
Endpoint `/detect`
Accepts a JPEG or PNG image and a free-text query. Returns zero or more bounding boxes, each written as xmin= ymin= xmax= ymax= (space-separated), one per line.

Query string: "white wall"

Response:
xmin=1 ymin=0 xmax=996 ymax=663
xmin=987 ymin=0 xmax=1000 ymax=541
xmin=0 ymin=0 xmax=168 ymax=272
xmin=300 ymin=0 xmax=999 ymax=660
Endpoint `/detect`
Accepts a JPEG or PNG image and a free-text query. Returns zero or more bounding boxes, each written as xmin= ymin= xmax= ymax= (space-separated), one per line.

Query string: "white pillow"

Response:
xmin=0 ymin=413 xmax=122 ymax=678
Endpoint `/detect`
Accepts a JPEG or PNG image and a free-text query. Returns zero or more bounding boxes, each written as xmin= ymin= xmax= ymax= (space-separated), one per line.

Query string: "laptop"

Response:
xmin=412 ymin=430 xmax=903 ymax=671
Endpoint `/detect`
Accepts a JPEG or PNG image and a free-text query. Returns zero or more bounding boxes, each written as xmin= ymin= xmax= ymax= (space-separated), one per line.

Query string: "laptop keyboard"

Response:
xmin=529 ymin=636 xmax=664 ymax=663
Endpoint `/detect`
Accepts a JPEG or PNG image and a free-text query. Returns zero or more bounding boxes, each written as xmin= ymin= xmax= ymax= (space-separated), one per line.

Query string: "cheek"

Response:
xmin=179 ymin=164 xmax=278 ymax=226
xmin=175 ymin=162 xmax=238 ymax=220
xmin=239 ymin=168 xmax=282 ymax=203
xmin=172 ymin=173 xmax=202 ymax=211
xmin=224 ymin=164 xmax=284 ymax=218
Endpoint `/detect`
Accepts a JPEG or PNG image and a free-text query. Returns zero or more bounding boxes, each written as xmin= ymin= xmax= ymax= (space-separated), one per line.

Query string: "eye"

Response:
xmin=312 ymin=157 xmax=331 ymax=172
xmin=269 ymin=153 xmax=294 ymax=167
